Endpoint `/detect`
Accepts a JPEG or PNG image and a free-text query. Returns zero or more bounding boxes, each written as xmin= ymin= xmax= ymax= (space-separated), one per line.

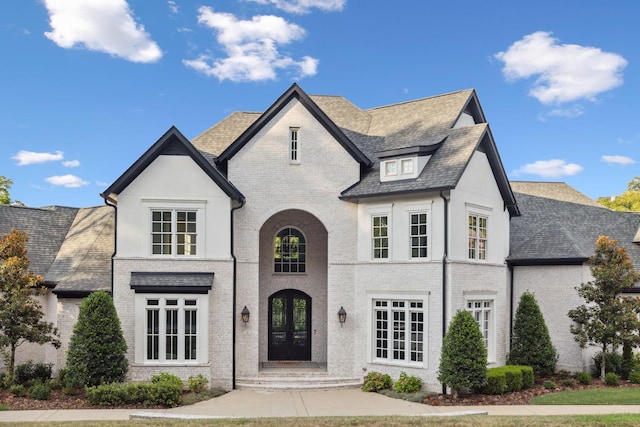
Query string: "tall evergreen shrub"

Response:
xmin=438 ymin=310 xmax=487 ymax=397
xmin=507 ymin=291 xmax=558 ymax=376
xmin=66 ymin=291 xmax=128 ymax=387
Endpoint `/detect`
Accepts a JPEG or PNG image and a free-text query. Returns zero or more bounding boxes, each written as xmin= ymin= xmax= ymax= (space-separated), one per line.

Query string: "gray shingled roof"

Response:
xmin=0 ymin=205 xmax=78 ymax=277
xmin=190 ymin=86 xmax=516 ymax=213
xmin=48 ymin=206 xmax=114 ymax=295
xmin=510 ymin=183 xmax=640 ymax=270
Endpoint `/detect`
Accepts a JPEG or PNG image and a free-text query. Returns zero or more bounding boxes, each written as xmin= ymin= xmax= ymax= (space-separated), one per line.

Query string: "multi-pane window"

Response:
xmin=372 ymin=215 xmax=389 ymax=259
xmin=410 ymin=212 xmax=428 ymax=258
xmin=274 ymin=227 xmax=306 ymax=273
xmin=467 ymin=299 xmax=492 ymax=349
xmin=374 ymin=299 xmax=424 ymax=364
xmin=468 ymin=214 xmax=487 ymax=260
xmin=145 ymin=298 xmax=198 ymax=362
xmin=289 ymin=127 xmax=299 ymax=162
xmin=151 ymin=210 xmax=197 ymax=256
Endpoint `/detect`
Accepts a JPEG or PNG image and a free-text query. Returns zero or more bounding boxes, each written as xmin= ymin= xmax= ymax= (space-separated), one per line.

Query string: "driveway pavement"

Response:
xmin=2 ymin=388 xmax=640 ymax=422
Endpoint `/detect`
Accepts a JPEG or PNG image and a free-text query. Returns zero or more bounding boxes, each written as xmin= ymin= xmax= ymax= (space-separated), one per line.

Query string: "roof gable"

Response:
xmin=217 ymin=83 xmax=372 ymax=167
xmin=101 ymin=126 xmax=243 ymax=202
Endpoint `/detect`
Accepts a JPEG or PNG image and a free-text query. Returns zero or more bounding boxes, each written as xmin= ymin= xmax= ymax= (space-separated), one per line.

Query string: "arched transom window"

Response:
xmin=274 ymin=227 xmax=306 ymax=273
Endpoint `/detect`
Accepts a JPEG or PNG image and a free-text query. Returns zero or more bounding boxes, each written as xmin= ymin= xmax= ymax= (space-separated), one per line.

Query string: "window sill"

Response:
xmin=133 ymin=362 xmax=210 ymax=367
xmin=370 ymin=359 xmax=425 ymax=369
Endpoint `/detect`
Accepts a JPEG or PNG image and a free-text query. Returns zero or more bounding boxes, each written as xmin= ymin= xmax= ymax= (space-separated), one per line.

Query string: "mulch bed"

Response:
xmin=0 ymin=389 xmax=166 ymax=411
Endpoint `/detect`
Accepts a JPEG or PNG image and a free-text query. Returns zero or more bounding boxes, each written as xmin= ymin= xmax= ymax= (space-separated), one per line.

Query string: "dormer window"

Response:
xmin=381 ymin=157 xmax=425 ymax=182
xmin=401 ymin=158 xmax=414 ymax=175
xmin=384 ymin=160 xmax=397 ymax=176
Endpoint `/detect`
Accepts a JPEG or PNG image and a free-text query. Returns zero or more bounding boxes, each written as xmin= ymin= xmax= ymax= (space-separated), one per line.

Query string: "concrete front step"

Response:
xmin=236 ymin=374 xmax=362 ymax=391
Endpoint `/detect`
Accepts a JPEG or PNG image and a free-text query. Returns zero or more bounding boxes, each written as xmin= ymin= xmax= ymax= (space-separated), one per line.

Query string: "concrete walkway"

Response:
xmin=2 ymin=388 xmax=640 ymax=422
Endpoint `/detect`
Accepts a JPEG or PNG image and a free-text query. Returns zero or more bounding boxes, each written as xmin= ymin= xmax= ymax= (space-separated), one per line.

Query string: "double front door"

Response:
xmin=268 ymin=289 xmax=311 ymax=360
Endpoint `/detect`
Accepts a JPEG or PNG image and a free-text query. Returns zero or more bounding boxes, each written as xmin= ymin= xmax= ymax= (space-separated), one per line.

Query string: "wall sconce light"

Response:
xmin=338 ymin=306 xmax=347 ymax=327
xmin=241 ymin=306 xmax=250 ymax=323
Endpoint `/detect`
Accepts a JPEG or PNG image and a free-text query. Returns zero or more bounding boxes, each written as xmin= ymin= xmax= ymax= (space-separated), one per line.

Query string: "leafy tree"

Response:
xmin=0 ymin=176 xmax=12 ymax=205
xmin=598 ymin=176 xmax=640 ymax=211
xmin=0 ymin=229 xmax=60 ymax=384
xmin=568 ymin=236 xmax=640 ymax=380
xmin=508 ymin=291 xmax=558 ymax=376
xmin=66 ymin=291 xmax=128 ymax=387
xmin=438 ymin=309 xmax=487 ymax=397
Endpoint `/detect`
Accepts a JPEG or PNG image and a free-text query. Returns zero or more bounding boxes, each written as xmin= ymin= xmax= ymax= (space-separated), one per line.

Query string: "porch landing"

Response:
xmin=236 ymin=362 xmax=362 ymax=390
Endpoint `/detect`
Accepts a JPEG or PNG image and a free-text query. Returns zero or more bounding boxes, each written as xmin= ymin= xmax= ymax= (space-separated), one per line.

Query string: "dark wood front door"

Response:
xmin=268 ymin=289 xmax=311 ymax=360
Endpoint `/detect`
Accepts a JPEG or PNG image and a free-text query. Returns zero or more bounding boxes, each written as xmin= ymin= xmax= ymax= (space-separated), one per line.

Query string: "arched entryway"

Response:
xmin=268 ymin=289 xmax=311 ymax=360
xmin=259 ymin=209 xmax=327 ymax=364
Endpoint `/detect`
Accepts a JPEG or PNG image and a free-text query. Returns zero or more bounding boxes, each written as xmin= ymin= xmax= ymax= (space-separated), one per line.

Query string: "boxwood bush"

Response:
xmin=361 ymin=371 xmax=392 ymax=392
xmin=479 ymin=366 xmax=532 ymax=395
xmin=393 ymin=372 xmax=422 ymax=393
xmin=86 ymin=379 xmax=182 ymax=407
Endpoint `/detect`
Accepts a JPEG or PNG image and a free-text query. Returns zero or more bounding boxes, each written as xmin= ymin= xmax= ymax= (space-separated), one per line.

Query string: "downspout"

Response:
xmin=231 ymin=198 xmax=245 ymax=389
xmin=103 ymin=196 xmax=118 ymax=296
xmin=439 ymin=190 xmax=449 ymax=395
xmin=508 ymin=262 xmax=514 ymax=347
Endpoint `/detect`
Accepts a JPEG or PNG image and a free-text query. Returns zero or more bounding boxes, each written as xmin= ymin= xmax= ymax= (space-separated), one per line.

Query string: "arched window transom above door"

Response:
xmin=274 ymin=227 xmax=306 ymax=273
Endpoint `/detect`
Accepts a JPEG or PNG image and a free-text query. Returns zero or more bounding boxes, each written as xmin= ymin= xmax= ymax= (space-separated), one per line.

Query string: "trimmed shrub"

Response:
xmin=513 ymin=366 xmax=534 ymax=389
xmin=86 ymin=381 xmax=182 ymax=407
xmin=605 ymin=372 xmax=620 ymax=386
xmin=576 ymin=371 xmax=592 ymax=385
xmin=123 ymin=383 xmax=151 ymax=404
xmin=362 ymin=371 xmax=392 ymax=392
xmin=66 ymin=291 xmax=128 ymax=387
xmin=188 ymin=374 xmax=209 ymax=393
xmin=480 ymin=370 xmax=507 ymax=395
xmin=592 ymin=351 xmax=623 ymax=377
xmin=543 ymin=380 xmax=556 ymax=390
xmin=9 ymin=384 xmax=26 ymax=397
xmin=507 ymin=292 xmax=558 ymax=377
xmin=151 ymin=373 xmax=183 ymax=389
xmin=629 ymin=371 xmax=640 ymax=384
xmin=393 ymin=372 xmax=422 ymax=393
xmin=148 ymin=381 xmax=182 ymax=407
xmin=14 ymin=361 xmax=52 ymax=386
xmin=86 ymin=383 xmax=126 ymax=406
xmin=438 ymin=310 xmax=487 ymax=397
xmin=28 ymin=384 xmax=51 ymax=400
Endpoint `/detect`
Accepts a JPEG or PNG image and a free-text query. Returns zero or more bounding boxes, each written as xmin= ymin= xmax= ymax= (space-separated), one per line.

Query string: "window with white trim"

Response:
xmin=289 ymin=127 xmax=299 ymax=163
xmin=373 ymin=299 xmax=424 ymax=364
xmin=151 ymin=210 xmax=197 ymax=256
xmin=145 ymin=297 xmax=200 ymax=362
xmin=274 ymin=227 xmax=306 ymax=273
xmin=468 ymin=213 xmax=487 ymax=260
xmin=410 ymin=212 xmax=428 ymax=258
xmin=466 ymin=298 xmax=495 ymax=361
xmin=371 ymin=214 xmax=389 ymax=259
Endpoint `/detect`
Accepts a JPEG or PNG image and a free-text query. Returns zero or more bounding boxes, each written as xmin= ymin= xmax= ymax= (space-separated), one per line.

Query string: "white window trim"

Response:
xmin=371 ymin=212 xmax=391 ymax=260
xmin=464 ymin=293 xmax=496 ymax=363
xmin=367 ymin=292 xmax=429 ymax=368
xmin=465 ymin=203 xmax=491 ymax=262
xmin=289 ymin=127 xmax=300 ymax=164
xmin=408 ymin=210 xmax=429 ymax=260
xmin=134 ymin=293 xmax=209 ymax=365
xmin=144 ymin=199 xmax=206 ymax=258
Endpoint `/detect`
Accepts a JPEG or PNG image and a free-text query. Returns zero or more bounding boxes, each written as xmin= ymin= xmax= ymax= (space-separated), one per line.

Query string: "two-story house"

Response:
xmin=99 ymin=83 xmax=518 ymax=391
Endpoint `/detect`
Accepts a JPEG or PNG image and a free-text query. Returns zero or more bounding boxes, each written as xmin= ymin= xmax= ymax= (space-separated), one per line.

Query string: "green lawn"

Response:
xmin=8 ymin=415 xmax=640 ymax=427
xmin=530 ymin=387 xmax=640 ymax=405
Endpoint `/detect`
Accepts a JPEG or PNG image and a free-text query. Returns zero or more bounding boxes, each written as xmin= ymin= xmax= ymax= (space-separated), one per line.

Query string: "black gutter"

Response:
xmin=509 ymin=263 xmax=514 ymax=347
xmin=231 ymin=198 xmax=246 ymax=389
xmin=103 ymin=196 xmax=118 ymax=297
xmin=439 ymin=190 xmax=449 ymax=395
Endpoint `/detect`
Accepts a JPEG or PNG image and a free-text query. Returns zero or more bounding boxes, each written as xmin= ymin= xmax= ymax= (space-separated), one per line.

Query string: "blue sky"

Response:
xmin=1 ymin=0 xmax=638 ymax=208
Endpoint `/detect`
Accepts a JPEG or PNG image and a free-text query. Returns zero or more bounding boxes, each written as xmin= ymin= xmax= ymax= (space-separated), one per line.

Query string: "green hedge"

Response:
xmin=479 ymin=366 xmax=533 ymax=395
xmin=86 ymin=380 xmax=182 ymax=407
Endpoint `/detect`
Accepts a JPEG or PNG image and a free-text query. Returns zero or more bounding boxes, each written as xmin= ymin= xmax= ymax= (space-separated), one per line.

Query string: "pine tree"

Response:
xmin=508 ymin=291 xmax=558 ymax=376
xmin=568 ymin=236 xmax=640 ymax=380
xmin=66 ymin=291 xmax=128 ymax=387
xmin=438 ymin=309 xmax=487 ymax=397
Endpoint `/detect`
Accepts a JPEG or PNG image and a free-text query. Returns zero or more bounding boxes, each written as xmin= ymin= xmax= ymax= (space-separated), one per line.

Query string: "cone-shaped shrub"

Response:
xmin=507 ymin=291 xmax=557 ymax=376
xmin=438 ymin=310 xmax=487 ymax=397
xmin=66 ymin=291 xmax=128 ymax=387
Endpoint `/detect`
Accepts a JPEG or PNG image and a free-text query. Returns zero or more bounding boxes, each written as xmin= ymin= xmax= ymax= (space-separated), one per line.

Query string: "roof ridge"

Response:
xmin=365 ymin=89 xmax=474 ymax=112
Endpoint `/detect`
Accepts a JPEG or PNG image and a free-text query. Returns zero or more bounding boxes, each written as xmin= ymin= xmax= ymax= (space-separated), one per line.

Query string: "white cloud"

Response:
xmin=495 ymin=31 xmax=627 ymax=104
xmin=512 ymin=159 xmax=583 ymax=178
xmin=62 ymin=160 xmax=80 ymax=167
xmin=602 ymin=155 xmax=636 ymax=166
xmin=43 ymin=0 xmax=162 ymax=63
xmin=45 ymin=174 xmax=89 ymax=188
xmin=248 ymin=0 xmax=346 ymax=14
xmin=12 ymin=150 xmax=64 ymax=165
xmin=96 ymin=180 xmax=109 ymax=187
xmin=168 ymin=1 xmax=178 ymax=15
xmin=183 ymin=7 xmax=318 ymax=82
